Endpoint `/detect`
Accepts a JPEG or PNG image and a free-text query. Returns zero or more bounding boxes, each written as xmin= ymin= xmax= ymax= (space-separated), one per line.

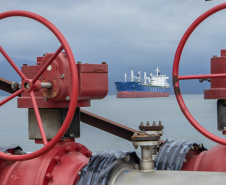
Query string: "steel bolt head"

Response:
xmin=65 ymin=96 xmax=70 ymax=101
xmin=158 ymin=121 xmax=162 ymax=126
xmin=78 ymin=171 xmax=82 ymax=176
xmin=60 ymin=74 xmax=65 ymax=79
xmin=24 ymin=82 xmax=30 ymax=89
xmin=11 ymin=82 xmax=19 ymax=91
xmin=44 ymin=97 xmax=48 ymax=101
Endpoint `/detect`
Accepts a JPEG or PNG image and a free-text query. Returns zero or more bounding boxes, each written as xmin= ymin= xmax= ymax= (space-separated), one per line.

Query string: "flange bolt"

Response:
xmin=45 ymin=173 xmax=53 ymax=181
xmin=85 ymin=151 xmax=92 ymax=157
xmin=76 ymin=144 xmax=82 ymax=152
xmin=54 ymin=156 xmax=61 ymax=164
xmin=65 ymin=146 xmax=71 ymax=153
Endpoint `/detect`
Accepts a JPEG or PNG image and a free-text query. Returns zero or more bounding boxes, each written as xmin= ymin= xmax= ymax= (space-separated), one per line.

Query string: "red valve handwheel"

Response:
xmin=173 ymin=3 xmax=226 ymax=145
xmin=0 ymin=11 xmax=78 ymax=160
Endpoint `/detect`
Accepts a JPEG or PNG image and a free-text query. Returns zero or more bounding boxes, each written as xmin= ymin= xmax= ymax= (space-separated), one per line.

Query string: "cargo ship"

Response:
xmin=115 ymin=67 xmax=170 ymax=98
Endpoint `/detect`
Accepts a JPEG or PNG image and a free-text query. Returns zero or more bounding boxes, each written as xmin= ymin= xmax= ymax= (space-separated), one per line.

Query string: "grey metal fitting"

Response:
xmin=60 ymin=74 xmax=65 ymax=79
xmin=65 ymin=96 xmax=70 ymax=101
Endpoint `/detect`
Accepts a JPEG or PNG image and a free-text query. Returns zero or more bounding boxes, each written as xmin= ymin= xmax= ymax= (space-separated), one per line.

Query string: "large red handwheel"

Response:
xmin=0 ymin=11 xmax=78 ymax=160
xmin=173 ymin=3 xmax=226 ymax=145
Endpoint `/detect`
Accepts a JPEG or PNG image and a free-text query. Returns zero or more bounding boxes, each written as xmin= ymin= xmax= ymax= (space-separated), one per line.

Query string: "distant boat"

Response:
xmin=115 ymin=67 xmax=170 ymax=98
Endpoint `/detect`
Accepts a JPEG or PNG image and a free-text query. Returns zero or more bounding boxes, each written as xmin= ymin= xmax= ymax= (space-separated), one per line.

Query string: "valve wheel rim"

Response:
xmin=0 ymin=10 xmax=78 ymax=161
xmin=173 ymin=3 xmax=226 ymax=145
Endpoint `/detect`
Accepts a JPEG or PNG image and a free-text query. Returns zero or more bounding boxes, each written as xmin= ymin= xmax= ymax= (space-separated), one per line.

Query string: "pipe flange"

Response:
xmin=131 ymin=134 xmax=160 ymax=142
xmin=132 ymin=140 xmax=161 ymax=147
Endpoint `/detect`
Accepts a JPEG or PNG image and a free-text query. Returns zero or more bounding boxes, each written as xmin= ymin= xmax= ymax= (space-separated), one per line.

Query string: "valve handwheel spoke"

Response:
xmin=0 ymin=89 xmax=23 ymax=106
xmin=173 ymin=2 xmax=226 ymax=145
xmin=177 ymin=73 xmax=226 ymax=81
xmin=0 ymin=46 xmax=27 ymax=80
xmin=30 ymin=91 xmax=48 ymax=146
xmin=0 ymin=10 xmax=78 ymax=161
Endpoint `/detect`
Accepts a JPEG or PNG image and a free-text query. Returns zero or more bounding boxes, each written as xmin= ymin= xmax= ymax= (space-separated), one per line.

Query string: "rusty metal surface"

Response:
xmin=139 ymin=125 xmax=163 ymax=131
xmin=131 ymin=134 xmax=160 ymax=141
xmin=80 ymin=109 xmax=138 ymax=141
xmin=0 ymin=78 xmax=16 ymax=95
xmin=0 ymin=141 xmax=90 ymax=185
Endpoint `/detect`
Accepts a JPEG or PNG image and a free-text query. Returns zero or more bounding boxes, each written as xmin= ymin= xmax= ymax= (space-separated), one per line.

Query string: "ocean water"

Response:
xmin=0 ymin=94 xmax=221 ymax=154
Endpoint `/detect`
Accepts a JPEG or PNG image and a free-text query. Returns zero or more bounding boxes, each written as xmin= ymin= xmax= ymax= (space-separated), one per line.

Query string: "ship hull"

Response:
xmin=115 ymin=82 xmax=170 ymax=98
xmin=117 ymin=91 xmax=170 ymax=98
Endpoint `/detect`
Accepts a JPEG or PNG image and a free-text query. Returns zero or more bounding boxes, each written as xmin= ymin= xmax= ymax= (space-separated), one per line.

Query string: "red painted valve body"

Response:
xmin=0 ymin=140 xmax=91 ymax=185
xmin=18 ymin=52 xmax=108 ymax=108
xmin=182 ymin=144 xmax=226 ymax=172
xmin=182 ymin=49 xmax=226 ymax=171
xmin=205 ymin=50 xmax=226 ymax=99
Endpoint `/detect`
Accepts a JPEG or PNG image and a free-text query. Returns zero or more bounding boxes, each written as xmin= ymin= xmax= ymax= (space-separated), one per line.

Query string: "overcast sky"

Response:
xmin=1 ymin=0 xmax=226 ymax=94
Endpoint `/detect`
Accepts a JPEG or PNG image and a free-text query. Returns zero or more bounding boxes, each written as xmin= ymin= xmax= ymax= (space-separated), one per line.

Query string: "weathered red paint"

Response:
xmin=18 ymin=54 xmax=108 ymax=108
xmin=205 ymin=50 xmax=226 ymax=99
xmin=0 ymin=140 xmax=90 ymax=185
xmin=182 ymin=145 xmax=226 ymax=172
xmin=77 ymin=63 xmax=108 ymax=101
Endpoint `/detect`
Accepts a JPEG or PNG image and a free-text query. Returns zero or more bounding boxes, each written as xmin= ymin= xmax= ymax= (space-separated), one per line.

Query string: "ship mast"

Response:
xmin=131 ymin=69 xmax=134 ymax=82
xmin=143 ymin=71 xmax=147 ymax=85
xmin=137 ymin=71 xmax=141 ymax=82
xmin=156 ymin=67 xmax=160 ymax=76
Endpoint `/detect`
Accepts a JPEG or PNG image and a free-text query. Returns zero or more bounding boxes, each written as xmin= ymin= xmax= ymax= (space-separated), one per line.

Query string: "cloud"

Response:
xmin=1 ymin=0 xmax=226 ymax=94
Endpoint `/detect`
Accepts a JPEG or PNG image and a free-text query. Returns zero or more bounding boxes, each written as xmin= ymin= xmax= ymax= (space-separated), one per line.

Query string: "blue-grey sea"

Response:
xmin=0 ymin=94 xmax=221 ymax=154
